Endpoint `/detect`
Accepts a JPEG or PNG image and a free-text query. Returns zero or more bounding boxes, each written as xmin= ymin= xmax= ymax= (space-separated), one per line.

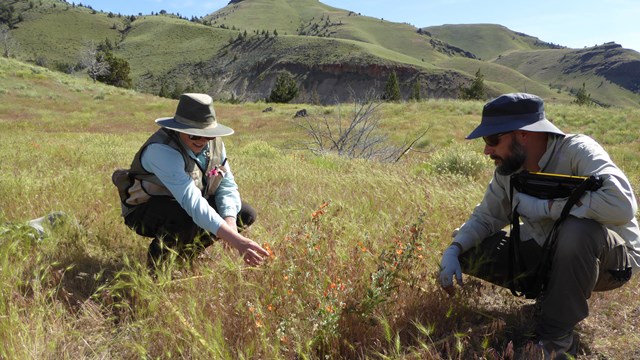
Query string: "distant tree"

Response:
xmin=0 ymin=25 xmax=17 ymax=58
xmin=410 ymin=81 xmax=421 ymax=101
xmin=158 ymin=83 xmax=170 ymax=98
xmin=0 ymin=4 xmax=17 ymax=28
xmin=96 ymin=49 xmax=132 ymax=88
xmin=574 ymin=83 xmax=593 ymax=106
xmin=382 ymin=71 xmax=401 ymax=102
xmin=101 ymin=37 xmax=113 ymax=51
xmin=460 ymin=68 xmax=485 ymax=100
xmin=311 ymin=88 xmax=321 ymax=105
xmin=170 ymin=84 xmax=184 ymax=99
xmin=79 ymin=43 xmax=110 ymax=82
xmin=267 ymin=71 xmax=299 ymax=103
xmin=34 ymin=55 xmax=47 ymax=67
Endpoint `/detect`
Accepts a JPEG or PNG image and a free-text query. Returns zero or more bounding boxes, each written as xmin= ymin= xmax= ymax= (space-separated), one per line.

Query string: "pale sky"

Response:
xmin=78 ymin=0 xmax=640 ymax=53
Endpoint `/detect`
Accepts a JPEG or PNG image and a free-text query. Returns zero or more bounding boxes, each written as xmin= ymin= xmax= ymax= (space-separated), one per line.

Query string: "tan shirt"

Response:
xmin=453 ymin=134 xmax=640 ymax=272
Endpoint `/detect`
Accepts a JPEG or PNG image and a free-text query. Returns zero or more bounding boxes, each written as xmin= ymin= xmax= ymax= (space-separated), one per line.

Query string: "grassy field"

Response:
xmin=1 ymin=57 xmax=639 ymax=359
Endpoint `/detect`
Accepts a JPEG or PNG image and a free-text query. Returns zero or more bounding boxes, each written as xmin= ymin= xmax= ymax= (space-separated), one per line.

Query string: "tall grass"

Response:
xmin=1 ymin=57 xmax=639 ymax=358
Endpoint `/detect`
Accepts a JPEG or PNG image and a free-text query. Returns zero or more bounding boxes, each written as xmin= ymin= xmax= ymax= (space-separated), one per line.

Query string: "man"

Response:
xmin=438 ymin=93 xmax=640 ymax=358
xmin=115 ymin=93 xmax=269 ymax=268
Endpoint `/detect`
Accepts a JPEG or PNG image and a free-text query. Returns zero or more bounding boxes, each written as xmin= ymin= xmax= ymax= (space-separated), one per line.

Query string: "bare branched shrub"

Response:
xmin=78 ymin=41 xmax=110 ymax=83
xmin=293 ymin=88 xmax=428 ymax=162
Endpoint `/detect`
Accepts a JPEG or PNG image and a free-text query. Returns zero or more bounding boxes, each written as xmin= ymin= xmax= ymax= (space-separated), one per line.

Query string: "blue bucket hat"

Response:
xmin=466 ymin=93 xmax=565 ymax=139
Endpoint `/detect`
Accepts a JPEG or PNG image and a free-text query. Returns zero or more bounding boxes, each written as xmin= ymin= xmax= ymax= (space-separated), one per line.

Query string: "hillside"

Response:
xmin=206 ymin=0 xmax=462 ymax=64
xmin=1 ymin=0 xmax=639 ymax=106
xmin=423 ymin=24 xmax=564 ymax=61
xmin=7 ymin=0 xmax=124 ymax=69
xmin=494 ymin=42 xmax=640 ymax=107
xmin=424 ymin=24 xmax=640 ymax=107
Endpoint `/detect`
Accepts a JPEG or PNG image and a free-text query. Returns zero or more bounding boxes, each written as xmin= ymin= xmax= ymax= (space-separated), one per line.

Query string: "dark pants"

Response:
xmin=459 ymin=217 xmax=632 ymax=339
xmin=125 ymin=196 xmax=256 ymax=267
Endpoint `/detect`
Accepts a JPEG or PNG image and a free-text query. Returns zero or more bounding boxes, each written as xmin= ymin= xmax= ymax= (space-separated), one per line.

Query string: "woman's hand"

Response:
xmin=216 ymin=222 xmax=270 ymax=266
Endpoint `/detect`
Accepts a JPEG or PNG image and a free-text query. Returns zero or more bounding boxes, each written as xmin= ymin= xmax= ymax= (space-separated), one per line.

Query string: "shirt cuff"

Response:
xmin=452 ymin=234 xmax=477 ymax=253
xmin=218 ymin=206 xmax=239 ymax=219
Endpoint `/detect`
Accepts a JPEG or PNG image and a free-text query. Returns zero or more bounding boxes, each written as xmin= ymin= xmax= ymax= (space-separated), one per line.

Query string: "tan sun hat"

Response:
xmin=155 ymin=93 xmax=234 ymax=137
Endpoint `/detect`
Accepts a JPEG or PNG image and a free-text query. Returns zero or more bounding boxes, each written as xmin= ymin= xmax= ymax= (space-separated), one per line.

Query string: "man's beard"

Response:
xmin=495 ymin=139 xmax=526 ymax=175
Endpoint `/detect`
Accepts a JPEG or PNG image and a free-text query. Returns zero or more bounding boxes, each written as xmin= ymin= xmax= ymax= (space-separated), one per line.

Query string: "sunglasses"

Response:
xmin=188 ymin=135 xmax=215 ymax=141
xmin=482 ymin=132 xmax=510 ymax=147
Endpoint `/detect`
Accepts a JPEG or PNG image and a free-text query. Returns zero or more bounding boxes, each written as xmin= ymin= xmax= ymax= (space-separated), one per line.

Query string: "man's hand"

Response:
xmin=439 ymin=244 xmax=463 ymax=294
xmin=513 ymin=192 xmax=556 ymax=221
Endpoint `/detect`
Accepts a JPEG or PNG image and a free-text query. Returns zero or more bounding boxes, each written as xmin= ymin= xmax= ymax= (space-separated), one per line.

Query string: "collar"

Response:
xmin=538 ymin=134 xmax=564 ymax=172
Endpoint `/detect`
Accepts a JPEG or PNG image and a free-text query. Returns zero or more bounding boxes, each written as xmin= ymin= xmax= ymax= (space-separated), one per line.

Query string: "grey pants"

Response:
xmin=459 ymin=216 xmax=632 ymax=338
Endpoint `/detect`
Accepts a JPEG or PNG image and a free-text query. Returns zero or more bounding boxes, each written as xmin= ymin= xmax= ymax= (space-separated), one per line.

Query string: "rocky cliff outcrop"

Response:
xmin=561 ymin=42 xmax=640 ymax=94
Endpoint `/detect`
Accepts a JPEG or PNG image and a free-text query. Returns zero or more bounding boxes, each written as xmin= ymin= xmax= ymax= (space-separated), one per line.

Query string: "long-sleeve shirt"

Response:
xmin=140 ymin=141 xmax=241 ymax=235
xmin=453 ymin=134 xmax=640 ymax=272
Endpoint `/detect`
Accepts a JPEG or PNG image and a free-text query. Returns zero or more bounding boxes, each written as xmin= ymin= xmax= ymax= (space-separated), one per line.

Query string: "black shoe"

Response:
xmin=537 ymin=332 xmax=578 ymax=359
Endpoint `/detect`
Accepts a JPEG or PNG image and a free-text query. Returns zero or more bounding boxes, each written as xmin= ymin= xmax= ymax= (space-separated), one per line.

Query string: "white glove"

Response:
xmin=513 ymin=192 xmax=558 ymax=222
xmin=439 ymin=245 xmax=463 ymax=288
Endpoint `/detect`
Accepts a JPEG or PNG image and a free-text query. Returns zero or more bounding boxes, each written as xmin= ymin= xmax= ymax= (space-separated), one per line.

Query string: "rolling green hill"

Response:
xmin=493 ymin=43 xmax=640 ymax=107
xmin=423 ymin=24 xmax=563 ymax=61
xmin=207 ymin=0 xmax=454 ymax=64
xmin=1 ymin=0 xmax=640 ymax=107
xmin=9 ymin=0 xmax=124 ymax=69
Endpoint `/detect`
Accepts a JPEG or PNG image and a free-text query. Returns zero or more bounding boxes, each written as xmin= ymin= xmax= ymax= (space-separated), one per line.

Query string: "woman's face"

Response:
xmin=178 ymin=132 xmax=213 ymax=154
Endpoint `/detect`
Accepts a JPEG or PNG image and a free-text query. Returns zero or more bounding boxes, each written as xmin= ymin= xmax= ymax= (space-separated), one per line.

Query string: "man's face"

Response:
xmin=483 ymin=132 xmax=526 ymax=175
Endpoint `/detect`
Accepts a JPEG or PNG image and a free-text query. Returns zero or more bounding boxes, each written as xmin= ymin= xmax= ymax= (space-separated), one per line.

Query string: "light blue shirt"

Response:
xmin=140 ymin=140 xmax=241 ymax=235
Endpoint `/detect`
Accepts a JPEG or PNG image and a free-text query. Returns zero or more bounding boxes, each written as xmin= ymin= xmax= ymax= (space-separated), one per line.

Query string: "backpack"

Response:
xmin=111 ymin=168 xmax=134 ymax=204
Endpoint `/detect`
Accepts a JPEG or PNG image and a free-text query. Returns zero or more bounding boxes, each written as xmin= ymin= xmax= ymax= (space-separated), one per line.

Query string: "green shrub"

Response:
xmin=420 ymin=145 xmax=490 ymax=178
xmin=238 ymin=141 xmax=282 ymax=158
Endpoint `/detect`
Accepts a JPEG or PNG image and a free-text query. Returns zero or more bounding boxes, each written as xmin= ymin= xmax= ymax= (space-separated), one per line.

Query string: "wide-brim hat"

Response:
xmin=155 ymin=93 xmax=234 ymax=137
xmin=466 ymin=93 xmax=564 ymax=139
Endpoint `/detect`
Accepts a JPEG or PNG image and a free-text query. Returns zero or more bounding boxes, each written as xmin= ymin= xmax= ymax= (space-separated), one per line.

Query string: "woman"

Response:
xmin=114 ymin=93 xmax=268 ymax=268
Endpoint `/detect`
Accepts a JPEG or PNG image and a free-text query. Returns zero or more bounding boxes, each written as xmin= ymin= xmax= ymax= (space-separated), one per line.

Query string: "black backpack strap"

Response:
xmin=508 ymin=181 xmax=526 ymax=297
